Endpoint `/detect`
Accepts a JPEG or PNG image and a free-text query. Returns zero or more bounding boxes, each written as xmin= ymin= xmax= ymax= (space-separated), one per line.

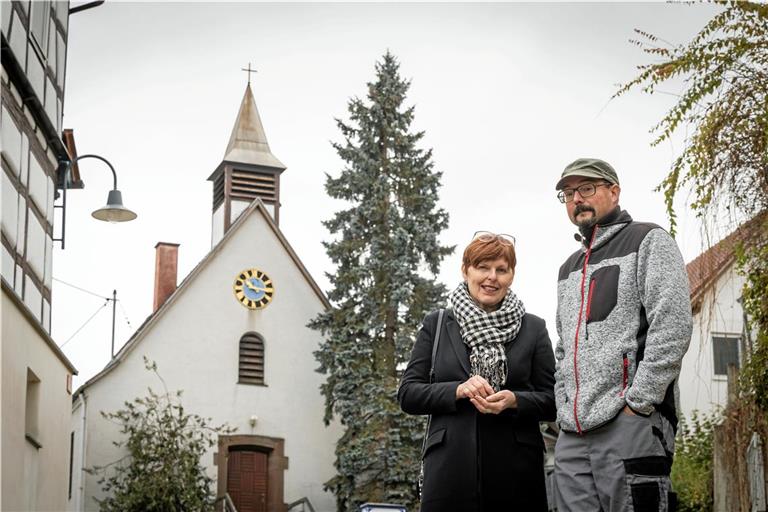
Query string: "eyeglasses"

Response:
xmin=557 ymin=182 xmax=613 ymax=204
xmin=472 ymin=231 xmax=516 ymax=246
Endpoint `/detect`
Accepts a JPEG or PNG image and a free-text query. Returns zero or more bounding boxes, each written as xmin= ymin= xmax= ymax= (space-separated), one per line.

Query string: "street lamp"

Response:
xmin=55 ymin=154 xmax=137 ymax=249
xmin=80 ymin=155 xmax=137 ymax=222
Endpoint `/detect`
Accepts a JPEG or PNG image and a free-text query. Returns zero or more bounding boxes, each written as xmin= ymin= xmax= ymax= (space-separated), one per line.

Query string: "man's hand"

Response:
xmin=622 ymin=404 xmax=637 ymax=416
xmin=456 ymin=375 xmax=494 ymax=400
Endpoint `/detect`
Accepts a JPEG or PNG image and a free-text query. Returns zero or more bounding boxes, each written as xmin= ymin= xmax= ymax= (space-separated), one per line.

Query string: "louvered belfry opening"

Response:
xmin=212 ymin=170 xmax=225 ymax=211
xmin=231 ymin=168 xmax=277 ymax=204
xmin=208 ymin=162 xmax=282 ymax=236
xmin=239 ymin=333 xmax=265 ymax=385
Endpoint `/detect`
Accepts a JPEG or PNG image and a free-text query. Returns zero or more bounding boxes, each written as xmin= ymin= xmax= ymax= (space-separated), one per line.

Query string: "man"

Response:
xmin=552 ymin=158 xmax=692 ymax=511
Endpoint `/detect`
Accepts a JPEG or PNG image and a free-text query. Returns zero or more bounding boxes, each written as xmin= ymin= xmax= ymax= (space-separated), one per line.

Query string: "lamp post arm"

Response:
xmin=72 ymin=154 xmax=118 ymax=190
xmin=54 ymin=153 xmax=124 ymax=249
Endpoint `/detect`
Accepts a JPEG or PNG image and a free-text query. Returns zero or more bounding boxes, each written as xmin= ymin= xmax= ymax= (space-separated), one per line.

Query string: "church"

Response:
xmin=67 ymin=81 xmax=342 ymax=512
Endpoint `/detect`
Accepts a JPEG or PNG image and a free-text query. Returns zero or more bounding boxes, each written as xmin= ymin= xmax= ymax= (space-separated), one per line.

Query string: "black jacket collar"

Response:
xmin=578 ymin=206 xmax=630 ymax=243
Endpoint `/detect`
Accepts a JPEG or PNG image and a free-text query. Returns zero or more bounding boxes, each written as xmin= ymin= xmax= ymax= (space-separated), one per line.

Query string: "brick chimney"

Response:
xmin=153 ymin=242 xmax=179 ymax=312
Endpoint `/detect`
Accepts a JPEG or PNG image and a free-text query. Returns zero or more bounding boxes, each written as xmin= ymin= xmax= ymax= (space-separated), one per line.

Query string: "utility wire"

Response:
xmin=59 ymin=300 xmax=109 ymax=348
xmin=53 ymin=277 xmax=110 ymax=300
xmin=53 ymin=277 xmax=135 ymax=341
xmin=118 ymin=299 xmax=133 ymax=331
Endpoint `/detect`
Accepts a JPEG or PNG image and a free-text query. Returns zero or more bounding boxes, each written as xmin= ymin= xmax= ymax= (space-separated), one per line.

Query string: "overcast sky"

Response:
xmin=55 ymin=1 xmax=725 ymax=388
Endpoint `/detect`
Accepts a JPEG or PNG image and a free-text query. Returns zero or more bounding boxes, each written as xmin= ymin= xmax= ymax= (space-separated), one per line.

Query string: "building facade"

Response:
xmin=1 ymin=1 xmax=78 ymax=510
xmin=678 ymin=215 xmax=764 ymax=420
xmin=68 ymin=84 xmax=341 ymax=512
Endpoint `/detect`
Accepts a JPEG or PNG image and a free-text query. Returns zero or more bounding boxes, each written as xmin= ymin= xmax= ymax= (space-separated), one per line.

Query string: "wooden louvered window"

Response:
xmin=231 ymin=169 xmax=276 ymax=203
xmin=212 ymin=171 xmax=225 ymax=210
xmin=239 ymin=333 xmax=265 ymax=385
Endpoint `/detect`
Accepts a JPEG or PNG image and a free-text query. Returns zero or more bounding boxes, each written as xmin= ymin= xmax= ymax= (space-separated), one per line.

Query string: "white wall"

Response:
xmin=68 ymin=397 xmax=86 ymax=512
xmin=2 ymin=289 xmax=74 ymax=511
xmin=211 ymin=204 xmax=224 ymax=248
xmin=679 ymin=264 xmax=746 ymax=420
xmin=72 ymin=208 xmax=342 ymax=511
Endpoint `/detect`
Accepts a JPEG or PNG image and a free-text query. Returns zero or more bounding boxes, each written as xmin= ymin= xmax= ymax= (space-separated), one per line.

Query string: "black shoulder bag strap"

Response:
xmin=428 ymin=308 xmax=445 ymax=384
xmin=420 ymin=308 xmax=446 ymax=459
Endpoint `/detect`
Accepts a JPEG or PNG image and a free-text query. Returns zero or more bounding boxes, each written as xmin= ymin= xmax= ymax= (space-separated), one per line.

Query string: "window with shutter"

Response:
xmin=239 ymin=333 xmax=265 ymax=385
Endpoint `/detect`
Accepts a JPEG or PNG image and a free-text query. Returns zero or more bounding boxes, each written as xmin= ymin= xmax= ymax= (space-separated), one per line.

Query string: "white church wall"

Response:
xmin=679 ymin=264 xmax=746 ymax=421
xmin=229 ymin=198 xmax=250 ymax=226
xmin=211 ymin=204 xmax=224 ymax=248
xmin=75 ymin=209 xmax=341 ymax=511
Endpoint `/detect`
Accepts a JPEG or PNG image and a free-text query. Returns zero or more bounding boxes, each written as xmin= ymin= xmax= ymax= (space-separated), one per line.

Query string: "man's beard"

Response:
xmin=573 ymin=205 xmax=597 ymax=229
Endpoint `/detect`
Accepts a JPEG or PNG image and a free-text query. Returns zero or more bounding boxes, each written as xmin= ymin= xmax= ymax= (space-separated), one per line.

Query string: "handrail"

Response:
xmin=214 ymin=493 xmax=238 ymax=512
xmin=287 ymin=496 xmax=317 ymax=512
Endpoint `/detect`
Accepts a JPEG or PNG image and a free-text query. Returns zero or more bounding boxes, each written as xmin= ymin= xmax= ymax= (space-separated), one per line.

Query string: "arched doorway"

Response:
xmin=216 ymin=435 xmax=288 ymax=512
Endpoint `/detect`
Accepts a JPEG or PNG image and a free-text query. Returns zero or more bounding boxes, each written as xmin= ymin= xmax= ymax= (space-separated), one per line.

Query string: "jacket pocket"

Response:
xmin=423 ymin=428 xmax=445 ymax=458
xmin=586 ymin=265 xmax=620 ymax=323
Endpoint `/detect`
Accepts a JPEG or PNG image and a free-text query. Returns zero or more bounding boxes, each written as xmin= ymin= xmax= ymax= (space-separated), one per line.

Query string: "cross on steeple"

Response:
xmin=241 ymin=62 xmax=258 ymax=85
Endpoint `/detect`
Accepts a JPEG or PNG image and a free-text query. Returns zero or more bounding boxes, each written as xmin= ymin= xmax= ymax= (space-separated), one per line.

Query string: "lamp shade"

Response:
xmin=91 ymin=189 xmax=137 ymax=223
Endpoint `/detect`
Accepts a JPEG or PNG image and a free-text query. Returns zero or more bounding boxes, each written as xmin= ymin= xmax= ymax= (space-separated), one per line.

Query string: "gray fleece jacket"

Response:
xmin=554 ymin=208 xmax=692 ymax=433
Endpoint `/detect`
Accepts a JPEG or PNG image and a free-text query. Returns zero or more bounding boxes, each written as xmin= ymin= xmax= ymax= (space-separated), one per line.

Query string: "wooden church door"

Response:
xmin=227 ymin=448 xmax=268 ymax=512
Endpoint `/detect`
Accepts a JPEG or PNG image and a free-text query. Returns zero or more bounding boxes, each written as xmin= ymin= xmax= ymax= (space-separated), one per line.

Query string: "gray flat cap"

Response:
xmin=556 ymin=158 xmax=620 ymax=190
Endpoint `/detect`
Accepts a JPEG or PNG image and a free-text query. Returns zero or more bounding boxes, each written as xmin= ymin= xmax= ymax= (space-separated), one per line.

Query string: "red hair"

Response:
xmin=462 ymin=236 xmax=516 ymax=272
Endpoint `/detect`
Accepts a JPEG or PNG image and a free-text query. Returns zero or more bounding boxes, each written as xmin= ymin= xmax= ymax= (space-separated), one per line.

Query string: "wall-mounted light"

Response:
xmin=55 ymin=154 xmax=137 ymax=249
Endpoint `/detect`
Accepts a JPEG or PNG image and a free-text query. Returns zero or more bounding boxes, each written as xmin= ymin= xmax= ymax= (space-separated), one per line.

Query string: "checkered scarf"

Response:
xmin=448 ymin=282 xmax=526 ymax=390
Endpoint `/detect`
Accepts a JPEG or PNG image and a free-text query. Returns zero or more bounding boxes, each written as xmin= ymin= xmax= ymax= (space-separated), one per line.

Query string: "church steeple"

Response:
xmin=208 ymin=79 xmax=287 ymax=247
xmin=222 ymin=84 xmax=286 ymax=170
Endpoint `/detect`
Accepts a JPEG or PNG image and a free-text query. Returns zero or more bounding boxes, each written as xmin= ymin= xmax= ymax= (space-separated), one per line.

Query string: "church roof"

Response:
xmin=72 ymin=198 xmax=328 ymax=398
xmin=223 ymin=84 xmax=286 ymax=170
xmin=686 ymin=211 xmax=767 ymax=311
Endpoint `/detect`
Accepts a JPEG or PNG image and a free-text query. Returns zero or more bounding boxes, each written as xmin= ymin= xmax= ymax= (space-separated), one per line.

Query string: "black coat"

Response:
xmin=398 ymin=310 xmax=556 ymax=512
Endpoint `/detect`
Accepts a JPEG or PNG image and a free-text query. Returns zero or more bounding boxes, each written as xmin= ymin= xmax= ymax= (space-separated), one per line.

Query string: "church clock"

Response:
xmin=233 ymin=268 xmax=274 ymax=309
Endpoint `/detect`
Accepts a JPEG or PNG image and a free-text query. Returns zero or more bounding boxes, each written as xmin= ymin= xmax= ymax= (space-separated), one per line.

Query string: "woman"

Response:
xmin=398 ymin=232 xmax=555 ymax=511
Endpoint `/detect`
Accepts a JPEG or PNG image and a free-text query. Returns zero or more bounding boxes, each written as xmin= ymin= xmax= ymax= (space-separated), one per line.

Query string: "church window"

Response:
xmin=239 ymin=332 xmax=265 ymax=385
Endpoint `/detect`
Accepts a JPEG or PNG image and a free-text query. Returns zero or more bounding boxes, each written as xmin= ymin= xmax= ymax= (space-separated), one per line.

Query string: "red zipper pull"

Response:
xmin=620 ymin=354 xmax=629 ymax=397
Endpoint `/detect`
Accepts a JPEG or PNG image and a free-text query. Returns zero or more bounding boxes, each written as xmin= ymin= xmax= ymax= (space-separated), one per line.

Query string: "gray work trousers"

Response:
xmin=554 ymin=410 xmax=676 ymax=512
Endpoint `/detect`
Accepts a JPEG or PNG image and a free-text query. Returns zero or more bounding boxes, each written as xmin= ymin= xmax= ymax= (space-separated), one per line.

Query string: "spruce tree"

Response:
xmin=310 ymin=51 xmax=453 ymax=511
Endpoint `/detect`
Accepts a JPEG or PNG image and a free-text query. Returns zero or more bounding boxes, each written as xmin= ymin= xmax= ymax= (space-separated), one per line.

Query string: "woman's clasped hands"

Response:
xmin=456 ymin=375 xmax=517 ymax=414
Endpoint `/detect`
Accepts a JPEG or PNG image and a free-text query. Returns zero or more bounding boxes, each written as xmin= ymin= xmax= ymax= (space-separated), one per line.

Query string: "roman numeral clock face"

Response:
xmin=233 ymin=269 xmax=274 ymax=309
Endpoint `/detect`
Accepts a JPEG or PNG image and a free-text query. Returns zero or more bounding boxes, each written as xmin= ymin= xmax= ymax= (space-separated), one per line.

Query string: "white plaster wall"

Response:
xmin=68 ymin=397 xmax=86 ymax=511
xmin=26 ymin=211 xmax=46 ymax=280
xmin=230 ymin=198 xmax=250 ymax=225
xmin=1 ymin=104 xmax=22 ymax=175
xmin=679 ymin=265 xmax=746 ymax=420
xmin=211 ymin=204 xmax=224 ymax=248
xmin=77 ymin=209 xmax=342 ymax=511
xmin=1 ymin=169 xmax=19 ymax=246
xmin=2 ymin=289 xmax=74 ymax=511
xmin=2 ymin=244 xmax=14 ymax=284
xmin=27 ymin=152 xmax=48 ymax=217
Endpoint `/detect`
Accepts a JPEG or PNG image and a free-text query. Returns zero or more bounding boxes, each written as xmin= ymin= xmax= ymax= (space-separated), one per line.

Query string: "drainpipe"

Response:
xmin=78 ymin=391 xmax=88 ymax=511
